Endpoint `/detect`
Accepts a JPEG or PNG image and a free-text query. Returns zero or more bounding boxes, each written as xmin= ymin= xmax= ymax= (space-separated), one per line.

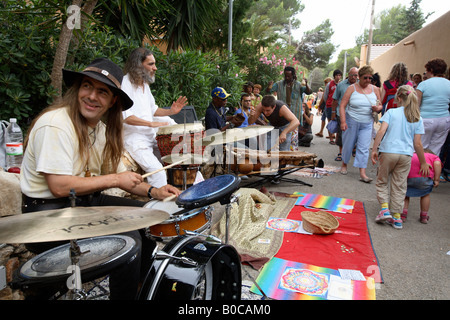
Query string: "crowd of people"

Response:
xmin=230 ymin=58 xmax=449 ymax=231
xmin=16 ymin=46 xmax=449 ymax=298
xmin=311 ymin=59 xmax=449 ymax=230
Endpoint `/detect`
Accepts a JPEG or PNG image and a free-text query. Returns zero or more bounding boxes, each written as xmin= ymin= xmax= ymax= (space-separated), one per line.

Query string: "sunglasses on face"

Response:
xmin=363 ymin=76 xmax=373 ymax=80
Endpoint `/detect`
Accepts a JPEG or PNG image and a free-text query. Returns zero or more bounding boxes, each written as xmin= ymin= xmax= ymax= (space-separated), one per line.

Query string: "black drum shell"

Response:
xmin=138 ymin=235 xmax=241 ymax=300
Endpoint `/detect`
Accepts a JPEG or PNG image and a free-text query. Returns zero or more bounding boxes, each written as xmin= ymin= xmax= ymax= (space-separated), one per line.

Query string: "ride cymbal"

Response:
xmin=202 ymin=126 xmax=274 ymax=146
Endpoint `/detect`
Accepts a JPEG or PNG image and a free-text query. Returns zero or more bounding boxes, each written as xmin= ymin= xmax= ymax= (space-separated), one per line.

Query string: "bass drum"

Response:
xmin=138 ymin=235 xmax=241 ymax=300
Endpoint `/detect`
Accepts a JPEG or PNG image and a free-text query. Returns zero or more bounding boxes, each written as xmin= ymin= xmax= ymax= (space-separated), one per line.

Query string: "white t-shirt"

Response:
xmin=20 ymin=107 xmax=126 ymax=198
xmin=379 ymin=106 xmax=425 ymax=156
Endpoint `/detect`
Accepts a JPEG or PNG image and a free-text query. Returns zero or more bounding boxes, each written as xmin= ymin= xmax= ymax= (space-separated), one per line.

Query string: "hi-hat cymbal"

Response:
xmin=0 ymin=206 xmax=169 ymax=243
xmin=202 ymin=126 xmax=274 ymax=146
xmin=161 ymin=153 xmax=205 ymax=165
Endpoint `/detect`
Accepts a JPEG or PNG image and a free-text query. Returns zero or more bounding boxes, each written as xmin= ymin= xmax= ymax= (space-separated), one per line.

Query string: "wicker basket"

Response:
xmin=301 ymin=210 xmax=339 ymax=235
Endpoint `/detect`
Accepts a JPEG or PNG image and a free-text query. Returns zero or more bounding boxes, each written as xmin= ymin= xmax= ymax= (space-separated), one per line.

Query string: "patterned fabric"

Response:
xmin=211 ymin=188 xmax=297 ymax=269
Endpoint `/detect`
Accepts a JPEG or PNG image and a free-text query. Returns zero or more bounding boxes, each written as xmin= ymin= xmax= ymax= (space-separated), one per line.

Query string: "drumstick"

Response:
xmin=267 ymin=141 xmax=279 ymax=153
xmin=142 ymin=159 xmax=186 ymax=178
xmin=163 ymin=194 xmax=177 ymax=202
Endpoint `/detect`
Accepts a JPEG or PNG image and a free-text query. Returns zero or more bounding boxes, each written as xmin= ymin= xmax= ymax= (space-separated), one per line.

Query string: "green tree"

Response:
xmin=332 ymin=47 xmax=361 ymax=77
xmin=356 ymin=0 xmax=433 ymax=45
xmin=294 ymin=19 xmax=336 ymax=70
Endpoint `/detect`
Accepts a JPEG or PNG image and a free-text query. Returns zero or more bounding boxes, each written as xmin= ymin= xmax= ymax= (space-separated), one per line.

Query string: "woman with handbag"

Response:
xmin=339 ymin=66 xmax=383 ymax=182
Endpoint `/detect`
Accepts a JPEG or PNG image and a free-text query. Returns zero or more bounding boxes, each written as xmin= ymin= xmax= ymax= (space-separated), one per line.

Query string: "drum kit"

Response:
xmin=1 ymin=123 xmax=311 ymax=300
xmin=1 ymin=174 xmax=242 ymax=301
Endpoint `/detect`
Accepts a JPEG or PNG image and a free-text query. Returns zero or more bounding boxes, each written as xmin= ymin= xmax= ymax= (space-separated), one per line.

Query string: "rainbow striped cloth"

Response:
xmin=295 ymin=193 xmax=356 ymax=213
xmin=250 ymin=257 xmax=375 ymax=300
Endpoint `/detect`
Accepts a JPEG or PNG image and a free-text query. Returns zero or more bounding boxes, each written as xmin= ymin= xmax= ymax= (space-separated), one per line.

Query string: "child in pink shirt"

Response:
xmin=403 ymin=149 xmax=442 ymax=223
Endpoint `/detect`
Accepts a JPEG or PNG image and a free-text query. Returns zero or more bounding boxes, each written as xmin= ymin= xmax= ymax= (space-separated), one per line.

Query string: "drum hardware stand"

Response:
xmin=181 ymin=112 xmax=189 ymax=190
xmin=155 ymin=251 xmax=197 ymax=266
xmin=183 ymin=230 xmax=221 ymax=244
xmin=242 ymin=266 xmax=270 ymax=300
xmin=180 ymin=163 xmax=189 ymax=190
xmin=224 ymin=194 xmax=239 ymax=244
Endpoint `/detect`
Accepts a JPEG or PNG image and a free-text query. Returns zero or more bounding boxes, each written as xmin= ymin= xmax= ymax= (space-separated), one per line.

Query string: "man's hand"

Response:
xmin=279 ymin=132 xmax=287 ymax=144
xmin=116 ymin=172 xmax=143 ymax=190
xmin=152 ymin=185 xmax=181 ymax=200
xmin=170 ymin=96 xmax=188 ymax=115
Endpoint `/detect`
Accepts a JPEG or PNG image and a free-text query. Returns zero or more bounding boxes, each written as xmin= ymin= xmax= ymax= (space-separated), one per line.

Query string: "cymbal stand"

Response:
xmin=182 ymin=108 xmax=188 ymax=190
xmin=65 ymin=240 xmax=89 ymax=300
xmin=64 ymin=189 xmax=89 ymax=300
xmin=224 ymin=194 xmax=239 ymax=244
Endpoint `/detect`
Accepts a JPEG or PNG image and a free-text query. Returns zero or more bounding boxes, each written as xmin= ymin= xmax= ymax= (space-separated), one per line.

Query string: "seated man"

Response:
xmin=298 ymin=102 xmax=314 ymax=147
xmin=234 ymin=93 xmax=253 ymax=128
xmin=248 ymin=95 xmax=300 ymax=151
xmin=20 ymin=58 xmax=181 ymax=300
xmin=205 ymin=87 xmax=243 ymax=132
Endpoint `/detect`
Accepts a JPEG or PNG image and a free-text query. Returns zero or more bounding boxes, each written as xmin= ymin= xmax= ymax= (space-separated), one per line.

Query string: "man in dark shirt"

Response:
xmin=205 ymin=87 xmax=243 ymax=132
xmin=249 ymin=95 xmax=299 ymax=151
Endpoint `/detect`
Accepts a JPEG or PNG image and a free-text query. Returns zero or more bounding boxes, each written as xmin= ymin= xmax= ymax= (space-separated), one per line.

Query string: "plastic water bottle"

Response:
xmin=5 ymin=118 xmax=23 ymax=173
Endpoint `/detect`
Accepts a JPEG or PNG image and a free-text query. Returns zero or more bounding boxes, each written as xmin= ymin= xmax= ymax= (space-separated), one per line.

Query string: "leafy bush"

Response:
xmin=0 ymin=1 xmax=58 ymax=126
xmin=149 ymin=48 xmax=245 ymax=118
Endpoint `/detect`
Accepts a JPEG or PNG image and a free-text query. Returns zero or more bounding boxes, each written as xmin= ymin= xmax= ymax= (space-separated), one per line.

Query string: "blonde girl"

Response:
xmin=371 ymin=85 xmax=429 ymax=229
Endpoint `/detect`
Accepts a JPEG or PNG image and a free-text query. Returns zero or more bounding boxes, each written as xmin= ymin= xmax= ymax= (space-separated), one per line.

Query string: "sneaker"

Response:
xmin=401 ymin=211 xmax=408 ymax=222
xmin=419 ymin=213 xmax=429 ymax=224
xmin=387 ymin=218 xmax=403 ymax=229
xmin=375 ymin=208 xmax=392 ymax=223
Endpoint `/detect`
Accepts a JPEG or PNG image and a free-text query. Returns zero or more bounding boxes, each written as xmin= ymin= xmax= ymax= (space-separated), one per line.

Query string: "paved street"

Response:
xmin=213 ymin=113 xmax=450 ymax=300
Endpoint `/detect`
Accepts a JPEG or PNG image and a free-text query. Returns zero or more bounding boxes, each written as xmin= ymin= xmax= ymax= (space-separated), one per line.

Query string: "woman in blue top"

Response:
xmin=416 ymin=58 xmax=450 ymax=156
xmin=371 ymin=85 xmax=429 ymax=229
xmin=339 ymin=66 xmax=383 ymax=182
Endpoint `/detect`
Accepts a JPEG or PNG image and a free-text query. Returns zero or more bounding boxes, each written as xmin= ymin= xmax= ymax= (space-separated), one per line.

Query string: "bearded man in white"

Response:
xmin=122 ymin=48 xmax=187 ymax=187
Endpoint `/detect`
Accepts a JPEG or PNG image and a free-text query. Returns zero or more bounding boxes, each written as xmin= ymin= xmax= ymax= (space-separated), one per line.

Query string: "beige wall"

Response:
xmin=362 ymin=10 xmax=450 ymax=81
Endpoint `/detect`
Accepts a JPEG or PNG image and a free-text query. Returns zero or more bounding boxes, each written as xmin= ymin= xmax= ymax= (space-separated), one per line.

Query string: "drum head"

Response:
xmin=144 ymin=200 xmax=181 ymax=215
xmin=176 ymin=175 xmax=241 ymax=209
xmin=19 ymin=235 xmax=137 ymax=283
xmin=157 ymin=123 xmax=204 ymax=135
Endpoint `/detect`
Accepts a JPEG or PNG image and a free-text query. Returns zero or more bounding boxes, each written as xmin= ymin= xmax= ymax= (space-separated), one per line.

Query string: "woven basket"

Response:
xmin=301 ymin=210 xmax=339 ymax=235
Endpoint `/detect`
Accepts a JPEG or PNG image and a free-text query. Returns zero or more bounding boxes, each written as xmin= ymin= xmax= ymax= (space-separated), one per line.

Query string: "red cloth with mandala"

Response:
xmin=275 ymin=201 xmax=383 ymax=283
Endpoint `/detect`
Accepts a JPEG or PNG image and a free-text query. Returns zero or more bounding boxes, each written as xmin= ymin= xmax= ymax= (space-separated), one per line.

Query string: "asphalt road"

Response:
xmin=212 ymin=112 xmax=450 ymax=300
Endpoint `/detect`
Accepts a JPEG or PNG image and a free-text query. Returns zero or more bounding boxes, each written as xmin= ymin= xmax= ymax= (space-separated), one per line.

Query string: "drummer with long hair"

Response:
xmin=20 ymin=58 xmax=180 ymax=299
xmin=122 ymin=47 xmax=188 ymax=188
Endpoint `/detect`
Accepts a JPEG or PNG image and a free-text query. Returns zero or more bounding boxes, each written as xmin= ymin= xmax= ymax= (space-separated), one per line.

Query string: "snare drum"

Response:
xmin=138 ymin=235 xmax=241 ymax=300
xmin=144 ymin=200 xmax=212 ymax=242
xmin=13 ymin=235 xmax=138 ymax=296
xmin=156 ymin=123 xmax=204 ymax=157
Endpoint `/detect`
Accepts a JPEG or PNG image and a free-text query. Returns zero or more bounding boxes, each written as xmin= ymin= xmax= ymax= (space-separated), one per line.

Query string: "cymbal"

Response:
xmin=0 ymin=206 xmax=170 ymax=243
xmin=161 ymin=153 xmax=205 ymax=165
xmin=202 ymin=126 xmax=274 ymax=146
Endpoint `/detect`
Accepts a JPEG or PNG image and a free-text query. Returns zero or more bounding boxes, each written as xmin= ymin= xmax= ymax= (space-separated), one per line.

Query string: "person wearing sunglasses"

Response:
xmin=338 ymin=65 xmax=383 ymax=183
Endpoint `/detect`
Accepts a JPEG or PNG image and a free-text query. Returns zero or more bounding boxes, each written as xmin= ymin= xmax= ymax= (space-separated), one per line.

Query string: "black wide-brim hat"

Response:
xmin=62 ymin=58 xmax=133 ymax=111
